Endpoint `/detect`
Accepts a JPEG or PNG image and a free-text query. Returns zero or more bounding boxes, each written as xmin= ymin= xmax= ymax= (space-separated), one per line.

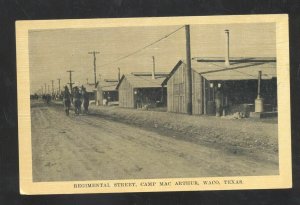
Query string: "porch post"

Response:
xmin=255 ymin=71 xmax=264 ymax=112
xmin=257 ymin=70 xmax=261 ymax=98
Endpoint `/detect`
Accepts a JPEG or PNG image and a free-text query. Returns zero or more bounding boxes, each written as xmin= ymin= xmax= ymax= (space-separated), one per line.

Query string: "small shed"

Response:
xmin=162 ymin=57 xmax=277 ymax=116
xmin=96 ymin=79 xmax=119 ymax=105
xmin=116 ymin=72 xmax=168 ymax=109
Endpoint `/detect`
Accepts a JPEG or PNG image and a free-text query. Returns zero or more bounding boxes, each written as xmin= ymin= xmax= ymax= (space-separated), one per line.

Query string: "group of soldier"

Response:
xmin=62 ymin=85 xmax=90 ymax=116
xmin=41 ymin=94 xmax=52 ymax=104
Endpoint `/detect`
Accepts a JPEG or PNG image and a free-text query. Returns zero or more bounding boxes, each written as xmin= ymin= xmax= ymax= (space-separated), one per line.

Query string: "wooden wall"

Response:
xmin=167 ymin=63 xmax=186 ymax=113
xmin=118 ymin=77 xmax=135 ymax=108
xmin=167 ymin=62 xmax=204 ymax=115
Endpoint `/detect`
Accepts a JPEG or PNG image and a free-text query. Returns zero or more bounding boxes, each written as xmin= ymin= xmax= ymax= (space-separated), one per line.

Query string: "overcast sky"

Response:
xmin=29 ymin=23 xmax=275 ymax=94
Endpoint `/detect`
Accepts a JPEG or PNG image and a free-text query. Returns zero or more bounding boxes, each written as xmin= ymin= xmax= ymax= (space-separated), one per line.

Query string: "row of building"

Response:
xmin=87 ymin=30 xmax=277 ymax=117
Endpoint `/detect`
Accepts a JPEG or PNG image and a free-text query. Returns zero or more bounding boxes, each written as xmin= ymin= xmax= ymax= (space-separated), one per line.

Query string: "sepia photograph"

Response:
xmin=16 ymin=15 xmax=291 ymax=194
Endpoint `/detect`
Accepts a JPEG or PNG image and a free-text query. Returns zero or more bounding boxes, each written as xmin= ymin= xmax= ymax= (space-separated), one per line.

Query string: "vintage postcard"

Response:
xmin=16 ymin=14 xmax=291 ymax=194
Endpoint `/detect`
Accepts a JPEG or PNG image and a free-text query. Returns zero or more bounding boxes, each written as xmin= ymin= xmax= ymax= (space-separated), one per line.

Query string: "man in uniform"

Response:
xmin=63 ymin=86 xmax=71 ymax=116
xmin=82 ymin=86 xmax=90 ymax=114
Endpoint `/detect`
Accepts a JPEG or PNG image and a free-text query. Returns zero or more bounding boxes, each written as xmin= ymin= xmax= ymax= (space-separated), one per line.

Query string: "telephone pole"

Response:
xmin=66 ymin=70 xmax=74 ymax=92
xmin=44 ymin=83 xmax=46 ymax=94
xmin=51 ymin=80 xmax=54 ymax=95
xmin=57 ymin=78 xmax=61 ymax=94
xmin=185 ymin=25 xmax=192 ymax=115
xmin=88 ymin=51 xmax=100 ymax=88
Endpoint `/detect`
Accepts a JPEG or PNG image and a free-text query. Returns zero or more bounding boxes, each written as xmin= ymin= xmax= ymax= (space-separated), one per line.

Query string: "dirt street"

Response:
xmin=31 ymin=101 xmax=278 ymax=182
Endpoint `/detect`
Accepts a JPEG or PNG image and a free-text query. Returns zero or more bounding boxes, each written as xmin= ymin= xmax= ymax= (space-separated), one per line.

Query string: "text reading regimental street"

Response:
xmin=73 ymin=179 xmax=243 ymax=189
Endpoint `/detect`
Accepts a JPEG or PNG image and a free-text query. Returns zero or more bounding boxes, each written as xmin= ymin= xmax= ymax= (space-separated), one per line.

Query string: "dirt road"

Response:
xmin=31 ymin=101 xmax=278 ymax=182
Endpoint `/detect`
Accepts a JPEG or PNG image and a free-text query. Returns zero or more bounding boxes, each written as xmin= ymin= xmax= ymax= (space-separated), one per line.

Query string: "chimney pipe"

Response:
xmin=224 ymin=29 xmax=230 ymax=67
xmin=152 ymin=56 xmax=156 ymax=79
xmin=118 ymin=67 xmax=121 ymax=82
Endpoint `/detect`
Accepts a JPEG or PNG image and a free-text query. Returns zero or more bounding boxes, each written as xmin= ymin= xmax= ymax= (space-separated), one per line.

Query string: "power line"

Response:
xmin=99 ymin=25 xmax=185 ymax=67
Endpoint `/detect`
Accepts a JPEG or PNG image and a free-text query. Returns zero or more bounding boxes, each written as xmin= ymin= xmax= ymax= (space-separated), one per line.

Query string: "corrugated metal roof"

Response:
xmin=82 ymin=84 xmax=97 ymax=92
xmin=118 ymin=74 xmax=166 ymax=89
xmin=101 ymin=84 xmax=118 ymax=91
xmin=192 ymin=57 xmax=276 ymax=80
xmin=162 ymin=57 xmax=276 ymax=85
xmin=98 ymin=80 xmax=118 ymax=91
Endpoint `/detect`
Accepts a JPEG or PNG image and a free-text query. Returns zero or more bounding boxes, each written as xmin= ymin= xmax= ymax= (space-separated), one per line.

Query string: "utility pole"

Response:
xmin=66 ymin=70 xmax=74 ymax=92
xmin=88 ymin=51 xmax=100 ymax=88
xmin=152 ymin=56 xmax=156 ymax=79
xmin=185 ymin=25 xmax=192 ymax=115
xmin=41 ymin=86 xmax=43 ymax=95
xmin=44 ymin=83 xmax=46 ymax=95
xmin=48 ymin=85 xmax=50 ymax=94
xmin=57 ymin=78 xmax=61 ymax=94
xmin=51 ymin=80 xmax=54 ymax=95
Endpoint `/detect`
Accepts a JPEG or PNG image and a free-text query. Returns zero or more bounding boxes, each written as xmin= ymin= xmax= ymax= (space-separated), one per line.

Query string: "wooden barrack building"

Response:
xmin=162 ymin=57 xmax=277 ymax=116
xmin=96 ymin=79 xmax=119 ymax=105
xmin=116 ymin=72 xmax=168 ymax=109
